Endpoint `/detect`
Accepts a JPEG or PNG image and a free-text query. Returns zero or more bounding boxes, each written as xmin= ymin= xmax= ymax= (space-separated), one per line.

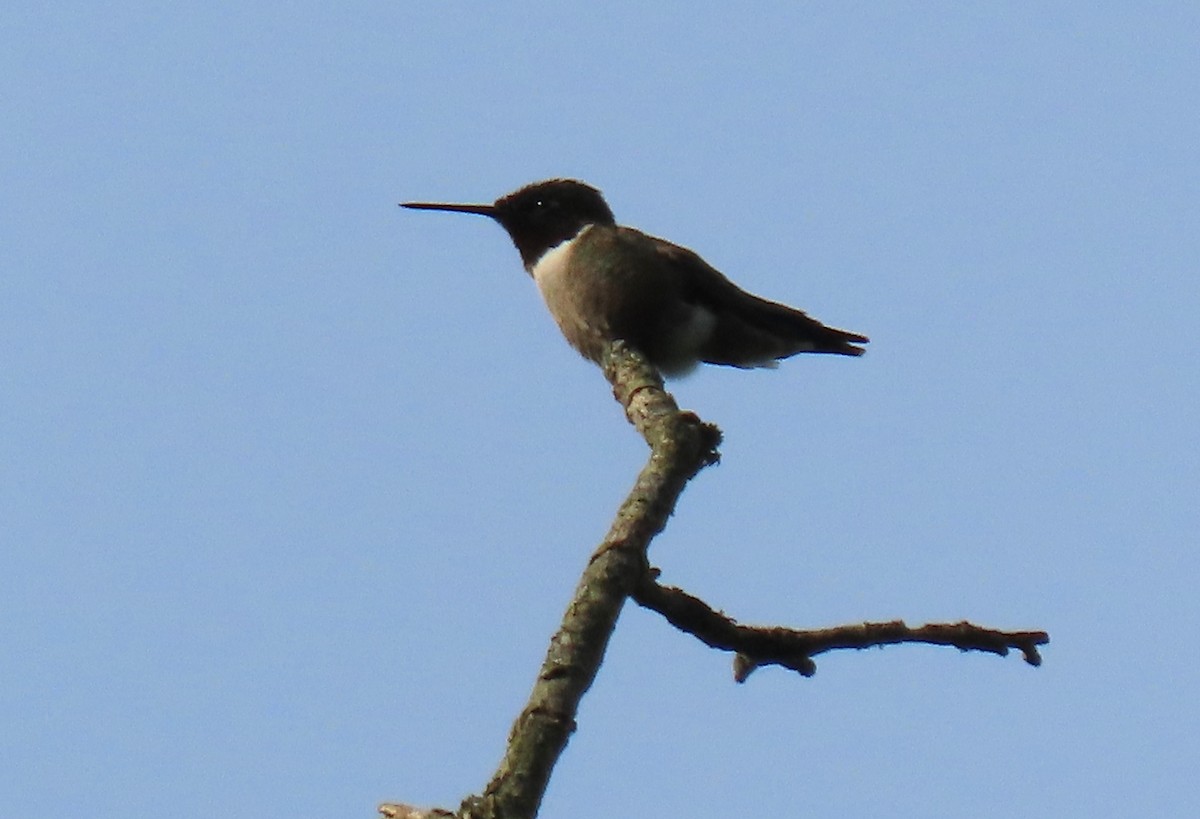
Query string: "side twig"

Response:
xmin=633 ymin=575 xmax=1049 ymax=681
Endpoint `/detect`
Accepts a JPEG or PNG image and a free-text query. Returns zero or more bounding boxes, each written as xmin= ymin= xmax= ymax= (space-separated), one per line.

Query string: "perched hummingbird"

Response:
xmin=402 ymin=179 xmax=868 ymax=376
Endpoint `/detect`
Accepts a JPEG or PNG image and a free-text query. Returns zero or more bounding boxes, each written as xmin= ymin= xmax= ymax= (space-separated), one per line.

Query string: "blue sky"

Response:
xmin=3 ymin=3 xmax=1197 ymax=817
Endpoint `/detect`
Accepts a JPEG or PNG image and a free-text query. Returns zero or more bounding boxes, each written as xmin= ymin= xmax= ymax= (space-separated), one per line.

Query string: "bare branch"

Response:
xmin=457 ymin=343 xmax=720 ymax=819
xmin=384 ymin=340 xmax=1049 ymax=818
xmin=633 ymin=576 xmax=1049 ymax=681
xmin=378 ymin=804 xmax=454 ymax=819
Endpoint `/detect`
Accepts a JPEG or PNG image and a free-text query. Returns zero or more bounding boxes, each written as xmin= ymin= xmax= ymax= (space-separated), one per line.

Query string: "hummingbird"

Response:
xmin=401 ymin=179 xmax=868 ymax=376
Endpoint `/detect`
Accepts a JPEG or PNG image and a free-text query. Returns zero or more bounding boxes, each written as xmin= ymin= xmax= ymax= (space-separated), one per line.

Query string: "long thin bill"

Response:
xmin=400 ymin=201 xmax=496 ymax=216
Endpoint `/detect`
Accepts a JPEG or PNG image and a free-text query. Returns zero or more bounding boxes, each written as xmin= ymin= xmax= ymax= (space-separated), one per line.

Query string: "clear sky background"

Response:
xmin=3 ymin=3 xmax=1198 ymax=818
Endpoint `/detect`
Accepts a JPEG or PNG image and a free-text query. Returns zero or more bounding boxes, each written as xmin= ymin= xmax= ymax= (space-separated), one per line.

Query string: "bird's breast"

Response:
xmin=529 ymin=226 xmax=587 ymax=295
xmin=528 ymin=226 xmax=608 ymax=359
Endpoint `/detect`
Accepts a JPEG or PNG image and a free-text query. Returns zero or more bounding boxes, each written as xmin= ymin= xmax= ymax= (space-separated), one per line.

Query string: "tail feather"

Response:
xmin=701 ymin=293 xmax=868 ymax=368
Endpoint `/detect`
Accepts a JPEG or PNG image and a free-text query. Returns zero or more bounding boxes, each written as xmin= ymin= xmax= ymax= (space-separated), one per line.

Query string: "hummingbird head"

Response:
xmin=403 ymin=178 xmax=616 ymax=269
